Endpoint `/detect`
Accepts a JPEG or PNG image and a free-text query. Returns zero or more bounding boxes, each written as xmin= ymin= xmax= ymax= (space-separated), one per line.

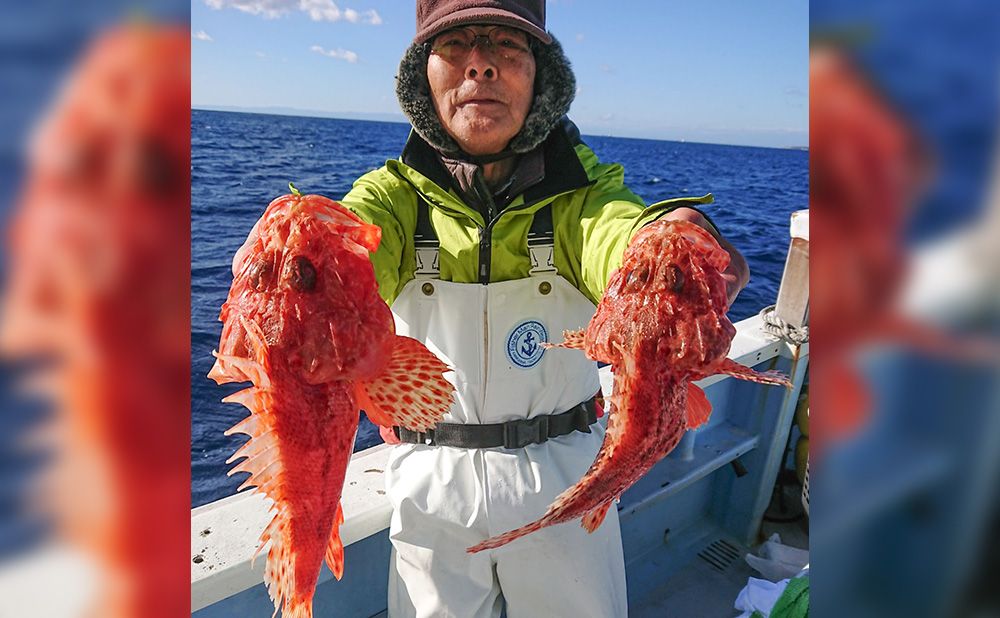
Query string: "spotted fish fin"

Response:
xmin=324 ymin=502 xmax=346 ymax=581
xmin=363 ymin=335 xmax=454 ymax=432
xmin=354 ymin=382 xmax=393 ymax=428
xmin=685 ymin=383 xmax=712 ymax=429
xmin=717 ymin=358 xmax=792 ymax=388
xmin=581 ymin=501 xmax=614 ymax=533
xmin=542 ymin=328 xmax=587 ymax=351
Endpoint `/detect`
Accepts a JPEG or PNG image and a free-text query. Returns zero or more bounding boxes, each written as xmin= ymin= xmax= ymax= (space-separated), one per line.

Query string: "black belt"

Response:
xmin=393 ymin=398 xmax=598 ymax=449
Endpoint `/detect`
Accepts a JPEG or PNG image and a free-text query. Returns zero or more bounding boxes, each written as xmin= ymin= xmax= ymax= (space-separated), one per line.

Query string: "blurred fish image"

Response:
xmin=0 ymin=24 xmax=190 ymax=618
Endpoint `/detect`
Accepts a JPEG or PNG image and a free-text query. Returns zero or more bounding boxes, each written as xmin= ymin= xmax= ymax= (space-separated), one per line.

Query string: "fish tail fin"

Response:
xmin=324 ymin=503 xmax=346 ymax=580
xmin=717 ymin=358 xmax=792 ymax=388
xmin=467 ymin=519 xmax=548 ymax=554
xmin=364 ymin=335 xmax=454 ymax=432
xmin=685 ymin=383 xmax=712 ymax=429
xmin=542 ymin=328 xmax=587 ymax=351
xmin=581 ymin=501 xmax=614 ymax=533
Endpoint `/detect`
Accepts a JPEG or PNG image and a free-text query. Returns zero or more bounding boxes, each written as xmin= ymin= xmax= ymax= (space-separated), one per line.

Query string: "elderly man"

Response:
xmin=341 ymin=1 xmax=749 ymax=616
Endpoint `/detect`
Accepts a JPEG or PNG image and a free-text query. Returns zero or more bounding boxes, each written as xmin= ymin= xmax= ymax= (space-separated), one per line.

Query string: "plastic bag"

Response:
xmin=745 ymin=533 xmax=809 ymax=582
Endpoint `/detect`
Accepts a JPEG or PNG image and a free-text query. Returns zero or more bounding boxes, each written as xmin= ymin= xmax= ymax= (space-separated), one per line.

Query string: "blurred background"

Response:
xmin=810 ymin=1 xmax=1000 ymax=617
xmin=0 ymin=2 xmax=189 ymax=617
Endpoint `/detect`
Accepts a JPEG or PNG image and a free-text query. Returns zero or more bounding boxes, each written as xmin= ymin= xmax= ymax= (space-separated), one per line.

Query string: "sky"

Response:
xmin=191 ymin=0 xmax=808 ymax=148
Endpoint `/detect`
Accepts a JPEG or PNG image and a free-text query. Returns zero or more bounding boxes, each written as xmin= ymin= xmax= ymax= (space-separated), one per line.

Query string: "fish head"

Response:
xmin=589 ymin=220 xmax=735 ymax=373
xmin=213 ymin=193 xmax=395 ymax=384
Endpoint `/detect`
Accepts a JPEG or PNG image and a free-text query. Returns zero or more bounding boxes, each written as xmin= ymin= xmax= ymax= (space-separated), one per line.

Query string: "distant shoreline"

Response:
xmin=192 ymin=107 xmax=808 ymax=152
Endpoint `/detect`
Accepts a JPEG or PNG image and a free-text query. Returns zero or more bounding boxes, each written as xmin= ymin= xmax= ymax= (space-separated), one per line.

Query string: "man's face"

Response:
xmin=427 ymin=25 xmax=536 ymax=156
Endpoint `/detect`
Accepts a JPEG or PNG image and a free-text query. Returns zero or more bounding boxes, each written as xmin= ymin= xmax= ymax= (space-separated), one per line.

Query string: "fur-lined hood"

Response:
xmin=395 ymin=34 xmax=576 ymax=160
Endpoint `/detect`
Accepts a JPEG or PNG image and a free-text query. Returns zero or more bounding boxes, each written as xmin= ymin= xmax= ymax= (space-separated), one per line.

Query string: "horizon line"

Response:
xmin=192 ymin=105 xmax=809 ymax=151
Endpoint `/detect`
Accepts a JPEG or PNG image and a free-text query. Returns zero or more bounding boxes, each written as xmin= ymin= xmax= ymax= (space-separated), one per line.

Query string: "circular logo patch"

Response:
xmin=506 ymin=320 xmax=547 ymax=368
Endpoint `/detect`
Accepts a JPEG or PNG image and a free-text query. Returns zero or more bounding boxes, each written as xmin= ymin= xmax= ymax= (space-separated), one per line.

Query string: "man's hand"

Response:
xmin=659 ymin=207 xmax=749 ymax=308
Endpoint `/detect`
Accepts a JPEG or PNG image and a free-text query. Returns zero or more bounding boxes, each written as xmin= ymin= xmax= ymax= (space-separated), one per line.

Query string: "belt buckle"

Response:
xmin=503 ymin=415 xmax=549 ymax=449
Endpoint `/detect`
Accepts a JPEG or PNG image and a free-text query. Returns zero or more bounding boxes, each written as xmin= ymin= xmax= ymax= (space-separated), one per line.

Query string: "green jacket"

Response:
xmin=341 ymin=121 xmax=715 ymax=306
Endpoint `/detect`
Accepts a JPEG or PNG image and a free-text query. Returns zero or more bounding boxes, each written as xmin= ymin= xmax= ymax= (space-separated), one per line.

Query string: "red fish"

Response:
xmin=208 ymin=190 xmax=453 ymax=618
xmin=468 ymin=220 xmax=789 ymax=553
xmin=0 ymin=25 xmax=190 ymax=618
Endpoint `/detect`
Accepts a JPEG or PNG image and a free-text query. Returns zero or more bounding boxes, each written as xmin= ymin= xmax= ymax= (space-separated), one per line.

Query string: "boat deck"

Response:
xmin=191 ymin=313 xmax=810 ymax=617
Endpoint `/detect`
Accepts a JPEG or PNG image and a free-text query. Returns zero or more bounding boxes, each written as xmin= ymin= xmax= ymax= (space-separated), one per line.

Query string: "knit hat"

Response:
xmin=396 ymin=30 xmax=575 ymax=158
xmin=414 ymin=0 xmax=552 ymax=45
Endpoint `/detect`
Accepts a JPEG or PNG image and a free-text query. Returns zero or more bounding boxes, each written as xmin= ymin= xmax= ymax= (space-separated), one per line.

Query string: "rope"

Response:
xmin=759 ymin=304 xmax=809 ymax=344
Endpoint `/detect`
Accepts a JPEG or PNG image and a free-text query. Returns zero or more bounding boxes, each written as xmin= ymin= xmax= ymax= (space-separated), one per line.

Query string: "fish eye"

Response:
xmin=287 ymin=255 xmax=317 ymax=292
xmin=137 ymin=137 xmax=178 ymax=196
xmin=623 ymin=266 xmax=649 ymax=292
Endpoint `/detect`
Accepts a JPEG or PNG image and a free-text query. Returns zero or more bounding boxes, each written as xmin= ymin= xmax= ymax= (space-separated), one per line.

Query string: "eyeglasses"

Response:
xmin=429 ymin=26 xmax=532 ymax=64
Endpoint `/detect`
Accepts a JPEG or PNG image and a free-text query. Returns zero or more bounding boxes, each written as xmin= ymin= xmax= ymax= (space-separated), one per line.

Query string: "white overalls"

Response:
xmin=385 ymin=241 xmax=628 ymax=617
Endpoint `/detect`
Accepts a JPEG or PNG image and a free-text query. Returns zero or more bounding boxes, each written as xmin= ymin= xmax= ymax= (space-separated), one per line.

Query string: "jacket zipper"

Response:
xmin=473 ymin=173 xmax=494 ymax=414
xmin=470 ymin=172 xmax=591 ymax=415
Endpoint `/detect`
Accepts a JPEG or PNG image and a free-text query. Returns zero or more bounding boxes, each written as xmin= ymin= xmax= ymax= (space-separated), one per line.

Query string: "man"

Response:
xmin=341 ymin=1 xmax=749 ymax=615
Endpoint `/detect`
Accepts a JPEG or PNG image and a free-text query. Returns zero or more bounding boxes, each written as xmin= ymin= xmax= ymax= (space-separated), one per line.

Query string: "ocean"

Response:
xmin=190 ymin=109 xmax=808 ymax=507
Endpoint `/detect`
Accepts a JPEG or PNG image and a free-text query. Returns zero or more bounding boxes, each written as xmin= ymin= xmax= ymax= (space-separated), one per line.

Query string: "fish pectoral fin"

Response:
xmin=324 ymin=502 xmax=346 ymax=581
xmin=581 ymin=501 xmax=614 ymax=533
xmin=354 ymin=382 xmax=394 ymax=428
xmin=685 ymin=383 xmax=712 ymax=430
xmin=717 ymin=358 xmax=792 ymax=388
xmin=542 ymin=328 xmax=587 ymax=351
xmin=365 ymin=335 xmax=454 ymax=433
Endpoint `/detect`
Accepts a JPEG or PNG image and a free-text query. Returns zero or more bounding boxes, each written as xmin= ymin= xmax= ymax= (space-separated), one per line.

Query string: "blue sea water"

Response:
xmin=190 ymin=109 xmax=808 ymax=507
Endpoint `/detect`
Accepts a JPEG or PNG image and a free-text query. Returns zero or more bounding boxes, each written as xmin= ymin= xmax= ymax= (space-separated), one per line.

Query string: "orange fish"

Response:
xmin=809 ymin=46 xmax=951 ymax=458
xmin=0 ymin=25 xmax=190 ymax=618
xmin=468 ymin=220 xmax=789 ymax=553
xmin=208 ymin=190 xmax=453 ymax=618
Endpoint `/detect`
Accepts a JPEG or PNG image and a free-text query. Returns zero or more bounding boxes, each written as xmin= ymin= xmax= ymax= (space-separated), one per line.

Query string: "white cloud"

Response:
xmin=310 ymin=45 xmax=359 ymax=63
xmin=255 ymin=51 xmax=267 ymax=58
xmin=205 ymin=0 xmax=382 ymax=24
xmin=204 ymin=0 xmax=291 ymax=18
xmin=192 ymin=30 xmax=214 ymax=41
xmin=300 ymin=0 xmax=341 ymax=22
xmin=575 ymin=33 xmax=584 ymax=42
